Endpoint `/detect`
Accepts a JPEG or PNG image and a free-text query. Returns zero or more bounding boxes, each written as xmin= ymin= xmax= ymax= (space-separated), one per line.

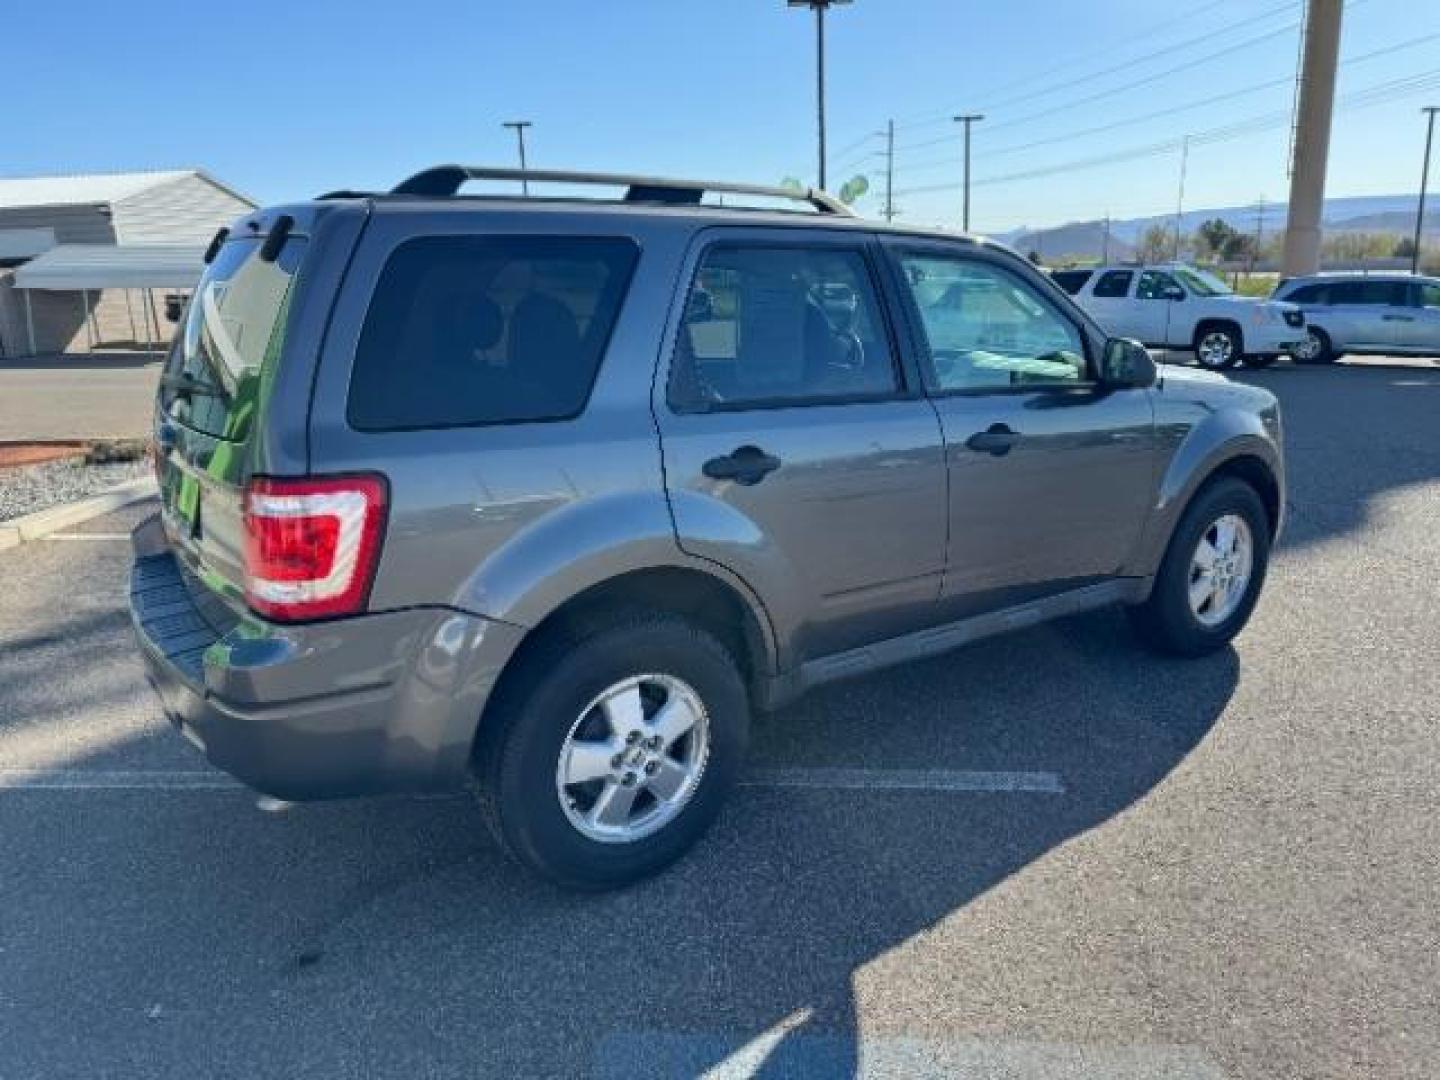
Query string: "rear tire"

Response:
xmin=1291 ymin=326 xmax=1336 ymax=365
xmin=471 ymin=611 xmax=748 ymax=891
xmin=1127 ymin=477 xmax=1271 ymax=657
xmin=1194 ymin=322 xmax=1242 ymax=370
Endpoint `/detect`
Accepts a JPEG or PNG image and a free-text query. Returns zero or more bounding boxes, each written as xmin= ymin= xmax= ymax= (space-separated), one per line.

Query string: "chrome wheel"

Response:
xmin=1292 ymin=329 xmax=1323 ymax=362
xmin=556 ymin=673 xmax=710 ymax=844
xmin=1197 ymin=330 xmax=1237 ymax=369
xmin=1188 ymin=513 xmax=1254 ymax=627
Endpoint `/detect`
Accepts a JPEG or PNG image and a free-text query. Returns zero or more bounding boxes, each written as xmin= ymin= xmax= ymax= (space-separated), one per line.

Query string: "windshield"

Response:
xmin=161 ymin=236 xmax=306 ymax=441
xmin=1172 ymin=265 xmax=1234 ymax=297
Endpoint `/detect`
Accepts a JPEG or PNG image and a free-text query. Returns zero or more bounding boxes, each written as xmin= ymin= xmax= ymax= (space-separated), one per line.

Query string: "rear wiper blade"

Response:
xmin=159 ymin=373 xmax=224 ymax=398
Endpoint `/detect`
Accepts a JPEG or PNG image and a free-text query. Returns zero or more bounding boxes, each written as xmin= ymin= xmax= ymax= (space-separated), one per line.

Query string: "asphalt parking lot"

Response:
xmin=1 ymin=359 xmax=1437 ymax=1078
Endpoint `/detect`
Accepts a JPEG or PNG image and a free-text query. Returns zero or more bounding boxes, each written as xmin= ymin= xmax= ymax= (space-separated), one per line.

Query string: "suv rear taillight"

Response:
xmin=242 ymin=475 xmax=388 ymax=622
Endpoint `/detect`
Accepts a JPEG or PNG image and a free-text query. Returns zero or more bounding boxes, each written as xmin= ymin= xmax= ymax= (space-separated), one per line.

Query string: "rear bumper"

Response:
xmin=129 ymin=515 xmax=525 ymax=800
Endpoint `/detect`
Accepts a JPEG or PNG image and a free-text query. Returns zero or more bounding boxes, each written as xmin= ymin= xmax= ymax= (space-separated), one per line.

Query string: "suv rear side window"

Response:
xmin=1050 ymin=269 xmax=1093 ymax=295
xmin=348 ymin=235 xmax=638 ymax=431
xmin=162 ymin=237 xmax=306 ymax=442
xmin=669 ymin=245 xmax=898 ymax=411
xmin=1092 ymin=270 xmax=1133 ymax=298
xmin=1328 ymin=280 xmax=1407 ymax=306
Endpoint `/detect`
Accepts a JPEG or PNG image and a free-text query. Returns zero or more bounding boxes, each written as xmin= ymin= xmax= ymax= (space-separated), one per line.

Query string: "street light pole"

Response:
xmin=502 ymin=121 xmax=533 ymax=194
xmin=1173 ymin=134 xmax=1190 ymax=261
xmin=953 ymin=113 xmax=984 ymax=232
xmin=788 ymin=0 xmax=852 ymax=190
xmin=1411 ymin=106 xmax=1438 ymax=276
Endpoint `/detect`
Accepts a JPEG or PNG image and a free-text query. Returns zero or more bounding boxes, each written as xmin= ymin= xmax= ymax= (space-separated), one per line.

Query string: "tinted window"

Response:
xmin=1050 ymin=269 xmax=1093 ymax=295
xmin=669 ymin=245 xmax=898 ymax=410
xmin=1093 ymin=270 xmax=1133 ymax=298
xmin=1328 ymin=280 xmax=1407 ymax=306
xmin=162 ymin=237 xmax=306 ymax=442
xmin=1419 ymin=282 xmax=1440 ymax=309
xmin=1286 ymin=283 xmax=1328 ymax=304
xmin=348 ymin=236 xmax=638 ymax=430
xmin=898 ymin=254 xmax=1088 ymax=392
xmin=1137 ymin=270 xmax=1183 ymax=300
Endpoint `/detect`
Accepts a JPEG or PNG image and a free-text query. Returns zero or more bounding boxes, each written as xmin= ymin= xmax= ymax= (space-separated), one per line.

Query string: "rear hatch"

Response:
xmin=154 ymin=226 xmax=309 ymax=612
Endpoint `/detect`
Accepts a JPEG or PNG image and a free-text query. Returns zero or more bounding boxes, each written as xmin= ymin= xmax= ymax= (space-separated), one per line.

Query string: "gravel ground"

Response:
xmin=0 ymin=458 xmax=151 ymax=522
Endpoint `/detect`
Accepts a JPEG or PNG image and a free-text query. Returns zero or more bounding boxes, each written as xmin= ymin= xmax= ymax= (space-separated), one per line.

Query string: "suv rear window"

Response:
xmin=348 ymin=235 xmax=638 ymax=431
xmin=161 ymin=237 xmax=306 ymax=442
xmin=1049 ymin=269 xmax=1093 ymax=295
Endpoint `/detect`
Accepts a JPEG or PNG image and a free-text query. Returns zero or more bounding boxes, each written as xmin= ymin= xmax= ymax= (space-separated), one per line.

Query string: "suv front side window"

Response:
xmin=668 ymin=244 xmax=899 ymax=411
xmin=897 ymin=253 xmax=1088 ymax=392
xmin=1137 ymin=270 xmax=1184 ymax=300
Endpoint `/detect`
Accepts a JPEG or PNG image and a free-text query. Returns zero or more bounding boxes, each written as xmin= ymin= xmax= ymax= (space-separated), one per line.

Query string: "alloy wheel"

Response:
xmin=555 ymin=674 xmax=711 ymax=844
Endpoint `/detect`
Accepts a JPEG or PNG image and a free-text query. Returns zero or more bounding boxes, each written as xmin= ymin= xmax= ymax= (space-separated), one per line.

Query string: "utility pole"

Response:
xmin=1102 ymin=213 xmax=1111 ymax=263
xmin=884 ymin=118 xmax=895 ymax=223
xmin=953 ymin=113 xmax=984 ymax=232
xmin=1410 ymin=106 xmax=1438 ymax=276
xmin=788 ymin=0 xmax=852 ymax=190
xmin=502 ymin=121 xmax=533 ymax=194
xmin=1282 ymin=0 xmax=1344 ymax=276
xmin=1173 ymin=134 xmax=1190 ymax=261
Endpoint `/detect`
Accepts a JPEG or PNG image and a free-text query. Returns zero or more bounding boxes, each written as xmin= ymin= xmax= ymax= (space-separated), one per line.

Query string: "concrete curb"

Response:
xmin=0 ymin=476 xmax=157 ymax=551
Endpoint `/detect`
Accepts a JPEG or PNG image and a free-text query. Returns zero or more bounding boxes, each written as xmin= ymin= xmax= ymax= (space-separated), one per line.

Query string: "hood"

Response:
xmin=1208 ymin=293 xmax=1299 ymax=314
xmin=1157 ymin=362 xmax=1278 ymax=410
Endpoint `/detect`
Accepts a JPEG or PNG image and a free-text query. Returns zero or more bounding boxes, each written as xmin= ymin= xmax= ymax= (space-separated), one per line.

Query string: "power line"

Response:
xmin=888 ymin=31 xmax=1440 ymax=177
xmin=892 ymin=0 xmax=1299 ymax=135
xmin=891 ymin=67 xmax=1440 ymax=199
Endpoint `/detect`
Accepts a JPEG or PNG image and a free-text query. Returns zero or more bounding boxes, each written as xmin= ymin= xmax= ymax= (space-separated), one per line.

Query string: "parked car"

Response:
xmin=131 ymin=167 xmax=1284 ymax=889
xmin=1272 ymin=273 xmax=1440 ymax=364
xmin=1052 ymin=262 xmax=1304 ymax=370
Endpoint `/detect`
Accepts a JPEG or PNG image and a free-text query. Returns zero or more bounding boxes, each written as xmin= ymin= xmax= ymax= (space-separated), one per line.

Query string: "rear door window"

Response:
xmin=347 ymin=236 xmax=639 ymax=431
xmin=1092 ymin=270 xmax=1134 ymax=298
xmin=162 ymin=237 xmax=306 ymax=442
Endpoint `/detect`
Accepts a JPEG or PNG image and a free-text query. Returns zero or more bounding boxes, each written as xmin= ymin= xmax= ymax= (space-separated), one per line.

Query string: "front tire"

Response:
xmin=1194 ymin=323 xmax=1242 ymax=370
xmin=1291 ymin=326 xmax=1336 ymax=365
xmin=471 ymin=612 xmax=749 ymax=891
xmin=1127 ymin=477 xmax=1271 ymax=657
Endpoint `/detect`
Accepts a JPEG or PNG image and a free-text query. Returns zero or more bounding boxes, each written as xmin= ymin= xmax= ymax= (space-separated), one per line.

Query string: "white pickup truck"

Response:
xmin=1051 ymin=263 xmax=1304 ymax=370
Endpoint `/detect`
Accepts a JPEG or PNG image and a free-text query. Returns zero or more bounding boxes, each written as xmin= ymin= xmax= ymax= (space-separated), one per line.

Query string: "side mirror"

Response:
xmin=1100 ymin=337 xmax=1157 ymax=389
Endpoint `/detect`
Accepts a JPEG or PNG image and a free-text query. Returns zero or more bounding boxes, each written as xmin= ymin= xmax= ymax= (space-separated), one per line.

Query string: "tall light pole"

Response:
xmin=502 ymin=121 xmax=533 ymax=194
xmin=788 ymin=0 xmax=852 ymax=190
xmin=1410 ymin=106 xmax=1438 ymax=276
xmin=1173 ymin=134 xmax=1190 ymax=261
xmin=953 ymin=114 xmax=984 ymax=232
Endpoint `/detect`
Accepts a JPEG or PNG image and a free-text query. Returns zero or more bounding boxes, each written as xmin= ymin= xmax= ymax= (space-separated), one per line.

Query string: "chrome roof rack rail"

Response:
xmin=389 ymin=165 xmax=853 ymax=216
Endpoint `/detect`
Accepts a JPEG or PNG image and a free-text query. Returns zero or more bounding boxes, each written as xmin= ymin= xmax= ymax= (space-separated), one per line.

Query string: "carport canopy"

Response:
xmin=12 ymin=243 xmax=204 ymax=290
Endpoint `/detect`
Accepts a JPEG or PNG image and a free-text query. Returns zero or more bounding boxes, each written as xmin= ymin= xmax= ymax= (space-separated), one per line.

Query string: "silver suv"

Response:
xmin=1274 ymin=273 xmax=1440 ymax=363
xmin=131 ymin=166 xmax=1285 ymax=889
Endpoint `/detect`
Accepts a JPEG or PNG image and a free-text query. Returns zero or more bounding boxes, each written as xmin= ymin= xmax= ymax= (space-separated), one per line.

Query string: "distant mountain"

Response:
xmin=995 ymin=194 xmax=1435 ymax=254
xmin=1006 ymin=221 xmax=1136 ymax=262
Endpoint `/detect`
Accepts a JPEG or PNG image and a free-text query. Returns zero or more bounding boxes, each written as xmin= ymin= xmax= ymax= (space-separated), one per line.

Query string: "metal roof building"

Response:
xmin=0 ymin=169 xmax=255 ymax=357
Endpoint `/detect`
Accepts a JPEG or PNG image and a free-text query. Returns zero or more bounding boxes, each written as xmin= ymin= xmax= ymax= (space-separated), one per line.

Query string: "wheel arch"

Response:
xmin=1134 ymin=414 xmax=1284 ymax=580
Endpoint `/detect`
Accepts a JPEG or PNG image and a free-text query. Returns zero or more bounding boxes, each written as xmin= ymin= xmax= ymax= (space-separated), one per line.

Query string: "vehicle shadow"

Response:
xmin=0 ymin=605 xmax=1238 ymax=1077
xmin=1231 ymin=362 xmax=1440 ymax=554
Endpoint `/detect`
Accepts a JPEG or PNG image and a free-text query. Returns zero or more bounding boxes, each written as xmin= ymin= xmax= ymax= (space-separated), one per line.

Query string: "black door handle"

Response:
xmin=965 ymin=423 xmax=1020 ymax=457
xmin=703 ymin=445 xmax=782 ymax=485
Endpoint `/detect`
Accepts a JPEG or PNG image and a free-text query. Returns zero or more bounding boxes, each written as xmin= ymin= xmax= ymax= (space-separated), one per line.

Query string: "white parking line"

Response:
xmin=0 ymin=769 xmax=243 ymax=791
xmin=44 ymin=533 xmax=131 ymax=540
xmin=0 ymin=766 xmax=1065 ymax=794
xmin=741 ymin=767 xmax=1065 ymax=794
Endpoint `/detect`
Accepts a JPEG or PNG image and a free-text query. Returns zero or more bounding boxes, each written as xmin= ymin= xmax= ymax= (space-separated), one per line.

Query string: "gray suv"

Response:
xmin=131 ymin=166 xmax=1285 ymax=889
xmin=1274 ymin=273 xmax=1440 ymax=363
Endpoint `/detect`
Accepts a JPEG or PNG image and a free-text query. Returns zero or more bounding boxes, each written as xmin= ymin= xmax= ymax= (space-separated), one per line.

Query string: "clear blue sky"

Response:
xmin=4 ymin=0 xmax=1437 ymax=232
